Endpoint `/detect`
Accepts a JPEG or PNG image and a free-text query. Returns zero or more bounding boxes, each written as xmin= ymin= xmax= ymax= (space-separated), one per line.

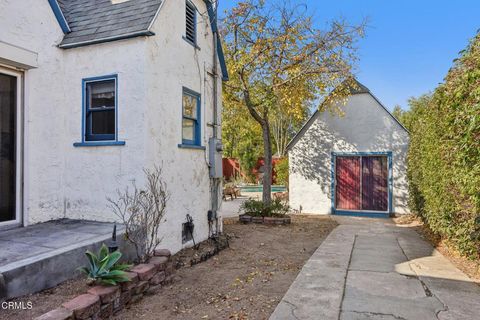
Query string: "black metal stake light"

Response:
xmin=186 ymin=214 xmax=198 ymax=249
xmin=108 ymin=223 xmax=119 ymax=253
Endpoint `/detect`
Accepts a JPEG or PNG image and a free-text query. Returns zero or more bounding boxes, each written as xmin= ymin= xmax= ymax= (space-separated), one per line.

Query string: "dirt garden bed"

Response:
xmin=115 ymin=215 xmax=337 ymax=320
xmin=2 ymin=215 xmax=337 ymax=320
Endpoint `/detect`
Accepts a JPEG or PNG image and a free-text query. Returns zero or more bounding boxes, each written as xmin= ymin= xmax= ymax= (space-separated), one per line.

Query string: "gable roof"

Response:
xmin=349 ymin=79 xmax=370 ymax=94
xmin=48 ymin=0 xmax=229 ymax=81
xmin=55 ymin=0 xmax=162 ymax=49
xmin=285 ymin=80 xmax=409 ymax=152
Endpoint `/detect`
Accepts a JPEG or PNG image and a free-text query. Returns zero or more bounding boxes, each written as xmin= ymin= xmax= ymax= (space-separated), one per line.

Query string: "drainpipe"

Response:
xmin=211 ymin=1 xmax=220 ymax=235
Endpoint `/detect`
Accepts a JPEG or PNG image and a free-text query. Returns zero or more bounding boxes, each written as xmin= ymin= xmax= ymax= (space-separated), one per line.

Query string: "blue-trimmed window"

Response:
xmin=182 ymin=88 xmax=201 ymax=145
xmin=83 ymin=75 xmax=117 ymax=142
xmin=185 ymin=1 xmax=197 ymax=45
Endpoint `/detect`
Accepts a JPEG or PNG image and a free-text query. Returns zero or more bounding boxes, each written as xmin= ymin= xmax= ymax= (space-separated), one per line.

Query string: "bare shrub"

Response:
xmin=107 ymin=166 xmax=169 ymax=263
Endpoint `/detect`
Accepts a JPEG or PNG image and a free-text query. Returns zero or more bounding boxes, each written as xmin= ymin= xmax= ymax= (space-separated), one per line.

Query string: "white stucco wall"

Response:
xmin=0 ymin=0 xmax=223 ymax=254
xmin=289 ymin=93 xmax=410 ymax=215
xmin=0 ymin=0 xmax=70 ymax=223
xmin=142 ymin=0 xmax=223 ymax=253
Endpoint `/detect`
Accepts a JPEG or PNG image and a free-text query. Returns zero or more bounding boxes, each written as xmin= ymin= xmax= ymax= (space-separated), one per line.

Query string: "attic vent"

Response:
xmin=185 ymin=1 xmax=196 ymax=44
xmin=111 ymin=0 xmax=131 ymax=4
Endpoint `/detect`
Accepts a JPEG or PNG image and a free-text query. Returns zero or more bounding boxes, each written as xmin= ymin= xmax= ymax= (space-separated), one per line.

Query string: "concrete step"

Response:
xmin=0 ymin=219 xmax=135 ymax=300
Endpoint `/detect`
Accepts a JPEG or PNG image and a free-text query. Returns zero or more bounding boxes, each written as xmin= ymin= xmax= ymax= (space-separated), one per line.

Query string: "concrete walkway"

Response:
xmin=270 ymin=217 xmax=480 ymax=320
xmin=219 ymin=193 xmax=258 ymax=219
xmin=219 ymin=197 xmax=245 ymax=219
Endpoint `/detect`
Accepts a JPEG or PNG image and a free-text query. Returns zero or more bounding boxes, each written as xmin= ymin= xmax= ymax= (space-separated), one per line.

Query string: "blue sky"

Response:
xmin=218 ymin=1 xmax=479 ymax=110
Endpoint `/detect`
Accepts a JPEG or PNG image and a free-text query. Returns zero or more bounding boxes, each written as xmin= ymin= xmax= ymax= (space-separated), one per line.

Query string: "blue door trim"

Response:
xmin=331 ymin=151 xmax=393 ymax=218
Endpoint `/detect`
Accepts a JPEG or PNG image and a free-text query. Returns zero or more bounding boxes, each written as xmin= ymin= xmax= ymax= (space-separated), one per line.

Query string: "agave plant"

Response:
xmin=78 ymin=244 xmax=132 ymax=286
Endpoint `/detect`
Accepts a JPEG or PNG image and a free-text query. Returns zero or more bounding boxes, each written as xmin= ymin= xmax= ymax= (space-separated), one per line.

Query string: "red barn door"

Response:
xmin=335 ymin=157 xmax=361 ymax=210
xmin=335 ymin=155 xmax=389 ymax=212
xmin=361 ymin=156 xmax=388 ymax=211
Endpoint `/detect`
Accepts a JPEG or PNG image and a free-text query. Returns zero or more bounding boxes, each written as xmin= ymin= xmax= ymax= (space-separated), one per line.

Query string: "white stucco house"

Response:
xmin=287 ymin=81 xmax=410 ymax=217
xmin=0 ymin=0 xmax=228 ymax=253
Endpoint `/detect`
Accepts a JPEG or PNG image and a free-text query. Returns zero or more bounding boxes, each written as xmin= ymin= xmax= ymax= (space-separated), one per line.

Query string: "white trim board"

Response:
xmin=0 ymin=41 xmax=38 ymax=70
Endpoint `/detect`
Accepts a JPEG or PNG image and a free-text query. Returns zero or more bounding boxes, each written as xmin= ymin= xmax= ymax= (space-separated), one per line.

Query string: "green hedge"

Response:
xmin=407 ymin=32 xmax=480 ymax=258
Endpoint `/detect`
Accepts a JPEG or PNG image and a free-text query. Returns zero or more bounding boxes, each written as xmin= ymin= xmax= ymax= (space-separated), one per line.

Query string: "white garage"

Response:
xmin=287 ymin=81 xmax=410 ymax=217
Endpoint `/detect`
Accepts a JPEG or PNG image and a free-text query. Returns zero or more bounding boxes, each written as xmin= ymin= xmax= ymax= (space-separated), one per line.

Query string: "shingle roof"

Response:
xmin=48 ymin=0 xmax=228 ymax=80
xmin=349 ymin=79 xmax=370 ymax=94
xmin=56 ymin=0 xmax=162 ymax=48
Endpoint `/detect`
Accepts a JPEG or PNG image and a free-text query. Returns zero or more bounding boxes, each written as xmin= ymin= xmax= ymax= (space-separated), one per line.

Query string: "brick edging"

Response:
xmin=239 ymin=214 xmax=291 ymax=225
xmin=35 ymin=249 xmax=174 ymax=320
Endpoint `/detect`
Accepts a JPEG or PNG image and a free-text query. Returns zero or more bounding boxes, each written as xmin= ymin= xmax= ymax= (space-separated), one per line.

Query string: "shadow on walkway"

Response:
xmin=270 ymin=216 xmax=480 ymax=320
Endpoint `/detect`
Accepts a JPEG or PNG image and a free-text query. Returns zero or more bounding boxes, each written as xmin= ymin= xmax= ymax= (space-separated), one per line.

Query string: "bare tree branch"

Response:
xmin=107 ymin=166 xmax=169 ymax=263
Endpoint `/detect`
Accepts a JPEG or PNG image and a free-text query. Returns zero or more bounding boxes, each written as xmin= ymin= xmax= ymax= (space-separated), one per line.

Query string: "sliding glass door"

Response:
xmin=0 ymin=69 xmax=20 ymax=225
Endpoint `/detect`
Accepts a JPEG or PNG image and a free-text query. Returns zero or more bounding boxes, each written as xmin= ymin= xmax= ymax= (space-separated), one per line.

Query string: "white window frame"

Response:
xmin=0 ymin=66 xmax=23 ymax=228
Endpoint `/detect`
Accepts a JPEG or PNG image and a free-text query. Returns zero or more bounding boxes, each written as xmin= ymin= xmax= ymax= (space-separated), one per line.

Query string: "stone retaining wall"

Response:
xmin=35 ymin=249 xmax=174 ymax=320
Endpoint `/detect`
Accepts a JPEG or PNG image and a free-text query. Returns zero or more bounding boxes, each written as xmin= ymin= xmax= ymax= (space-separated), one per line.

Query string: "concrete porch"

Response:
xmin=0 ymin=219 xmax=135 ymax=301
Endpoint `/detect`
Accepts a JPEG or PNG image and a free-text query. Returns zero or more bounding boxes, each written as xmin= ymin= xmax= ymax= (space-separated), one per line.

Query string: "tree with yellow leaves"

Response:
xmin=222 ymin=0 xmax=365 ymax=203
xmin=222 ymin=89 xmax=263 ymax=182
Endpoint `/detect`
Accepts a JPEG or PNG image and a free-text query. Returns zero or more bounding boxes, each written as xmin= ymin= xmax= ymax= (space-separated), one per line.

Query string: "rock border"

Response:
xmin=35 ymin=249 xmax=174 ymax=320
xmin=239 ymin=214 xmax=291 ymax=225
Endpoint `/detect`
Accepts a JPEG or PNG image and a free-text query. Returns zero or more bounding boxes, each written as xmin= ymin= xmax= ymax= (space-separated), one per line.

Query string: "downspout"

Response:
xmin=213 ymin=34 xmax=218 ymax=140
xmin=211 ymin=2 xmax=220 ymax=235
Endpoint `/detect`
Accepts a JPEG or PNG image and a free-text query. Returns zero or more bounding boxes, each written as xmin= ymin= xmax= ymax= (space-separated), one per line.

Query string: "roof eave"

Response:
xmin=285 ymin=109 xmax=320 ymax=153
xmin=48 ymin=0 xmax=71 ymax=34
xmin=204 ymin=0 xmax=229 ymax=81
xmin=217 ymin=34 xmax=229 ymax=81
xmin=147 ymin=0 xmax=167 ymax=31
xmin=368 ymin=92 xmax=410 ymax=134
xmin=58 ymin=30 xmax=155 ymax=49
